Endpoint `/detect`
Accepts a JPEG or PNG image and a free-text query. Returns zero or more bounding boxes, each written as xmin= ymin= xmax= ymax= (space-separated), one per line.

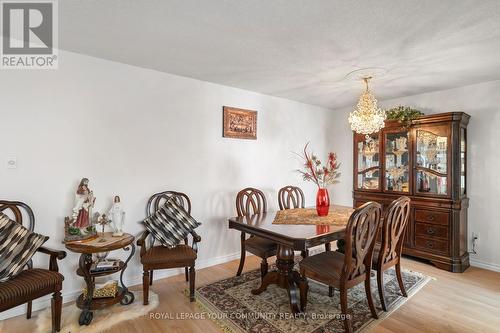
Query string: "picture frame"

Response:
xmin=223 ymin=106 xmax=257 ymax=140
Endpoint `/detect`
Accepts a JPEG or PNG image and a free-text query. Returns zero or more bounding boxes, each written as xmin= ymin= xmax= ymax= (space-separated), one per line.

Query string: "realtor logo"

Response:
xmin=1 ymin=0 xmax=58 ymax=69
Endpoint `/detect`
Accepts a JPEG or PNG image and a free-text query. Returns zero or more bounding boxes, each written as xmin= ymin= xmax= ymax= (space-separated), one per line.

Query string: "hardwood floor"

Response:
xmin=2 ymin=255 xmax=500 ymax=333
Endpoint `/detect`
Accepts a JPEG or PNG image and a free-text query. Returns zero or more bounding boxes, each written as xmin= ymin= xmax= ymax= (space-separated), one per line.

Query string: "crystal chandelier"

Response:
xmin=348 ymin=77 xmax=386 ymax=135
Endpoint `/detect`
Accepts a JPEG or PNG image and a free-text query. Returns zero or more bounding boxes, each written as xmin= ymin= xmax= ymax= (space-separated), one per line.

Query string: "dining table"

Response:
xmin=228 ymin=205 xmax=353 ymax=313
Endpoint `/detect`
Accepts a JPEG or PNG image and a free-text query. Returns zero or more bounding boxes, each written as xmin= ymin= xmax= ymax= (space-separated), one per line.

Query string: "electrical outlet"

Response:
xmin=6 ymin=156 xmax=17 ymax=169
xmin=470 ymin=232 xmax=479 ymax=255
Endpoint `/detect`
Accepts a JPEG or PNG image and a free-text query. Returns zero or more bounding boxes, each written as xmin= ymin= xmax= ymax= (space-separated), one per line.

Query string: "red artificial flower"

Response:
xmin=295 ymin=143 xmax=341 ymax=188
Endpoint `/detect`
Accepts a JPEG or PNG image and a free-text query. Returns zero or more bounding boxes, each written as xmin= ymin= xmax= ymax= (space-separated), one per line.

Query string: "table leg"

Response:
xmin=336 ymin=239 xmax=346 ymax=254
xmin=119 ymin=243 xmax=135 ymax=305
xmin=251 ymin=244 xmax=308 ymax=313
xmin=78 ymin=253 xmax=94 ymax=326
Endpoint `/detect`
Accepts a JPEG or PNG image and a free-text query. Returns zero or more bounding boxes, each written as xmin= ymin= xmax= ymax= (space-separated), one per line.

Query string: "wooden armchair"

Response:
xmin=278 ymin=185 xmax=332 ymax=257
xmin=0 ymin=201 xmax=67 ymax=333
xmin=373 ymin=196 xmax=411 ymax=311
xmin=300 ymin=202 xmax=382 ymax=333
xmin=235 ymin=188 xmax=277 ymax=279
xmin=137 ymin=191 xmax=201 ymax=305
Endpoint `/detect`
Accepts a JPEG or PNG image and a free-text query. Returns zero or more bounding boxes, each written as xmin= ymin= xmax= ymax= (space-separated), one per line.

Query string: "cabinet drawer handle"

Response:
xmin=426 ymin=215 xmax=435 ymax=221
xmin=426 ymin=240 xmax=434 ymax=248
xmin=426 ymin=227 xmax=435 ymax=235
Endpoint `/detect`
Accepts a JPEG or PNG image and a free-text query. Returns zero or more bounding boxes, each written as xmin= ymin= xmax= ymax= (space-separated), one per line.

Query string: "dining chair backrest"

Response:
xmin=342 ymin=201 xmax=382 ymax=281
xmin=146 ymin=191 xmax=192 ymax=246
xmin=146 ymin=190 xmax=191 ymax=217
xmin=378 ymin=196 xmax=411 ymax=266
xmin=278 ymin=186 xmax=305 ymax=210
xmin=0 ymin=201 xmax=37 ymax=270
xmin=0 ymin=200 xmax=35 ymax=231
xmin=236 ymin=187 xmax=267 ymax=217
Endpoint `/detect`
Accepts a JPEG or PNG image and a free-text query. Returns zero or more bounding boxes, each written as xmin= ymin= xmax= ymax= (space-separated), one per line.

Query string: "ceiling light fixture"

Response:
xmin=348 ymin=76 xmax=386 ymax=136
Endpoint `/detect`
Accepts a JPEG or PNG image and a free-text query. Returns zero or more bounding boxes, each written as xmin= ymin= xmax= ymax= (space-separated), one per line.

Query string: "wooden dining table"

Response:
xmin=228 ymin=205 xmax=352 ymax=313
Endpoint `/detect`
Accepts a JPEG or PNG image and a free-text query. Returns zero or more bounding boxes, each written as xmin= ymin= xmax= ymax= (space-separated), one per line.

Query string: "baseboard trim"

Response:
xmin=470 ymin=258 xmax=500 ymax=272
xmin=0 ymin=251 xmax=242 ymax=321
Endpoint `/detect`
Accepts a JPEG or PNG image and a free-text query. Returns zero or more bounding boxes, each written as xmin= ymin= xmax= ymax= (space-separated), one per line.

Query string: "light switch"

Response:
xmin=6 ymin=156 xmax=17 ymax=169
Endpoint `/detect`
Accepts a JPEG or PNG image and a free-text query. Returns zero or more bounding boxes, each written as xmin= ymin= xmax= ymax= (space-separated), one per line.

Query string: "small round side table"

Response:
xmin=65 ymin=232 xmax=135 ymax=326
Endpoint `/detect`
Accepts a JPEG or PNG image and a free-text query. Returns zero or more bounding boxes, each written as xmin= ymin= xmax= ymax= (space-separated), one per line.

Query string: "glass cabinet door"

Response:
xmin=356 ymin=134 xmax=380 ymax=190
xmin=415 ymin=127 xmax=449 ymax=195
xmin=385 ymin=131 xmax=410 ymax=192
xmin=460 ymin=128 xmax=466 ymax=195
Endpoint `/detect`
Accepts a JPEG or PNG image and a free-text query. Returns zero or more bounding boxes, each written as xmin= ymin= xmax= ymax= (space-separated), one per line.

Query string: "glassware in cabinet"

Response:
xmin=385 ymin=131 xmax=410 ymax=192
xmin=415 ymin=128 xmax=448 ymax=195
xmin=356 ymin=134 xmax=380 ymax=190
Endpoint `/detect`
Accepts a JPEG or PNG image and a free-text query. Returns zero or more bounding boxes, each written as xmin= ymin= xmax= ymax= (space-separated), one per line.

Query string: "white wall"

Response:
xmin=0 ymin=50 xmax=335 ymax=319
xmin=327 ymin=80 xmax=500 ymax=272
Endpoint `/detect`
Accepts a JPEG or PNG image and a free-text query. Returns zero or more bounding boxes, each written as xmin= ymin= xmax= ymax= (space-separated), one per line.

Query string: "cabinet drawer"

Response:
xmin=415 ymin=209 xmax=449 ymax=225
xmin=415 ymin=236 xmax=449 ymax=254
xmin=415 ymin=222 xmax=448 ymax=239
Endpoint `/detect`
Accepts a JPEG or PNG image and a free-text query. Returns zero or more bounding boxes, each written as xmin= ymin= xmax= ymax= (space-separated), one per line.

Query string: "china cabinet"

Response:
xmin=353 ymin=112 xmax=470 ymax=272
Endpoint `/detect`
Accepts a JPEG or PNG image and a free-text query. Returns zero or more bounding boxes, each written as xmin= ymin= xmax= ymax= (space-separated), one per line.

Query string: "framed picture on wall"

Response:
xmin=223 ymin=106 xmax=257 ymax=140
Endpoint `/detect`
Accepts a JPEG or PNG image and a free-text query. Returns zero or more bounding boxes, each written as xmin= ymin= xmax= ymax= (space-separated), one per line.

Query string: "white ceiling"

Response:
xmin=60 ymin=0 xmax=500 ymax=109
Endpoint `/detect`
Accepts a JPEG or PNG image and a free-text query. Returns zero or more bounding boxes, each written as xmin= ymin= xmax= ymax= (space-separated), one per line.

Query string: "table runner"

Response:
xmin=272 ymin=207 xmax=354 ymax=226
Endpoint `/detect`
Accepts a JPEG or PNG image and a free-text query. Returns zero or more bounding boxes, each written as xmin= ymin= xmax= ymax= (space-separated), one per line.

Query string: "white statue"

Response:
xmin=108 ymin=196 xmax=125 ymax=237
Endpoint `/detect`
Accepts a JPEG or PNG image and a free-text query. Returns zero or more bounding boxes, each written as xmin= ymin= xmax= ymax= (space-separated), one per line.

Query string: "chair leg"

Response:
xmin=185 ymin=267 xmax=189 ymax=282
xmin=336 ymin=239 xmax=346 ymax=254
xmin=396 ymin=263 xmax=408 ymax=297
xmin=26 ymin=301 xmax=32 ymax=319
xmin=143 ymin=270 xmax=150 ymax=305
xmin=329 ymin=286 xmax=334 ymax=297
xmin=299 ymin=277 xmax=309 ymax=312
xmin=340 ymin=287 xmax=352 ymax=333
xmin=365 ymin=272 xmax=378 ymax=319
xmin=325 ymin=242 xmax=331 ymax=252
xmin=189 ymin=265 xmax=196 ymax=302
xmin=260 ymin=258 xmax=268 ymax=279
xmin=51 ymin=290 xmax=62 ymax=333
xmin=149 ymin=270 xmax=154 ymax=285
xmin=377 ymin=270 xmax=387 ymax=311
xmin=236 ymin=234 xmax=246 ymax=276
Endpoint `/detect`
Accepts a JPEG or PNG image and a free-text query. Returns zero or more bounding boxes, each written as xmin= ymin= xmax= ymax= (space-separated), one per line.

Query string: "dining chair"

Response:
xmin=299 ymin=202 xmax=382 ymax=333
xmin=373 ymin=196 xmax=411 ymax=311
xmin=278 ymin=185 xmax=305 ymax=210
xmin=277 ymin=185 xmax=332 ymax=257
xmin=0 ymin=201 xmax=67 ymax=333
xmin=137 ymin=191 xmax=201 ymax=304
xmin=235 ymin=187 xmax=277 ymax=279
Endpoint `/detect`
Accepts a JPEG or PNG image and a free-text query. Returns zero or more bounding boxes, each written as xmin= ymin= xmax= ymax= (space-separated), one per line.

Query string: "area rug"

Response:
xmin=196 ymin=267 xmax=431 ymax=333
xmin=35 ymin=291 xmax=159 ymax=333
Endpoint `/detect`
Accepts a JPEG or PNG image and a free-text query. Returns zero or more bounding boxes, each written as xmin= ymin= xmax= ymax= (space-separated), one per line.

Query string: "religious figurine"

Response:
xmin=64 ymin=178 xmax=98 ymax=243
xmin=73 ymin=178 xmax=96 ymax=228
xmin=108 ymin=196 xmax=125 ymax=237
xmin=96 ymin=213 xmax=111 ymax=242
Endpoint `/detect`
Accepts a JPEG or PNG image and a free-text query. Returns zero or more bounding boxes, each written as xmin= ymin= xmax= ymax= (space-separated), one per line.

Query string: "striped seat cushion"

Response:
xmin=142 ymin=198 xmax=201 ymax=248
xmin=0 ymin=213 xmax=48 ymax=282
xmin=0 ymin=268 xmax=64 ymax=306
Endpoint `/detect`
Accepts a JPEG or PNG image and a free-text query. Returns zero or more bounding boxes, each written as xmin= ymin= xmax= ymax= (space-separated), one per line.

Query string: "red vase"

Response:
xmin=316 ymin=188 xmax=330 ymax=216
